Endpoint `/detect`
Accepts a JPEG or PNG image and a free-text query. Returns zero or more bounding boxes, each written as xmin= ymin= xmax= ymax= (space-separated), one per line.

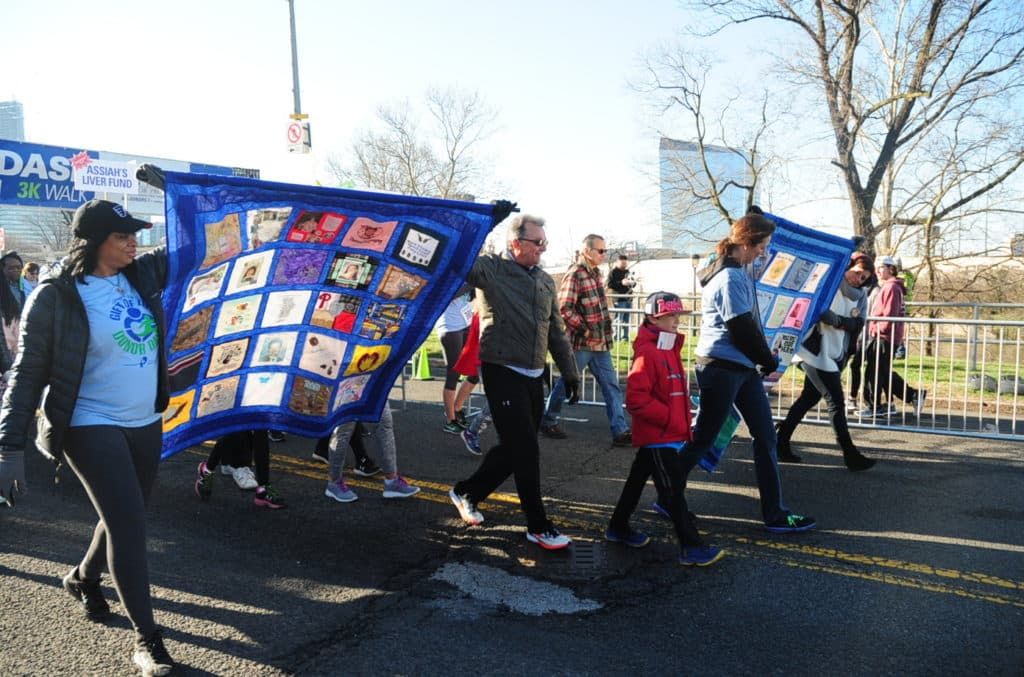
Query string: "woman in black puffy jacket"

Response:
xmin=0 ymin=199 xmax=175 ymax=676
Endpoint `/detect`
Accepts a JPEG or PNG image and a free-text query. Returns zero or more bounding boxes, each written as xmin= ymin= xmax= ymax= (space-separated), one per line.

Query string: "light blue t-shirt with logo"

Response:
xmin=695 ymin=266 xmax=760 ymax=368
xmin=71 ymin=274 xmax=161 ymax=428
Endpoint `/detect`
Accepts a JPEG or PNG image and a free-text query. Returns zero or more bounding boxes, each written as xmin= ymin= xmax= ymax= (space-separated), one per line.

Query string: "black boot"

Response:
xmin=62 ymin=567 xmax=110 ymax=621
xmin=775 ymin=423 xmax=802 ymax=463
xmin=132 ymin=629 xmax=175 ymax=676
xmin=844 ymin=449 xmax=876 ymax=472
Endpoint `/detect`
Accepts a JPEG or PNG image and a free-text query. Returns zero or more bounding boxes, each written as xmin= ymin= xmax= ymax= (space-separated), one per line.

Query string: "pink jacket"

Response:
xmin=869 ymin=277 xmax=906 ymax=345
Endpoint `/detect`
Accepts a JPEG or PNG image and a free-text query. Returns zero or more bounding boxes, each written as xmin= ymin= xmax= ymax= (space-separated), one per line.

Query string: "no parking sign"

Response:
xmin=287 ymin=117 xmax=311 ymax=154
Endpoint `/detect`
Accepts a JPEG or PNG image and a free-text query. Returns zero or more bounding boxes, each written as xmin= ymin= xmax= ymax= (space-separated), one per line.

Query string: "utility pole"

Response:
xmin=287 ymin=0 xmax=301 ymax=115
xmin=286 ymin=0 xmax=311 ymax=154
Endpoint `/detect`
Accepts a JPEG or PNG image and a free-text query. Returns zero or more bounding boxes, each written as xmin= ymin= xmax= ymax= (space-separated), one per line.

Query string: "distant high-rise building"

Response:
xmin=0 ymin=100 xmax=25 ymax=141
xmin=659 ymin=137 xmax=754 ymax=255
xmin=1011 ymin=233 xmax=1024 ymax=257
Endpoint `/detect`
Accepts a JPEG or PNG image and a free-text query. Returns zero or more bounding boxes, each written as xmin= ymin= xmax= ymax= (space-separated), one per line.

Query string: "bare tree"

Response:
xmin=876 ymin=102 xmax=1024 ymax=312
xmin=696 ymin=0 xmax=1024 ymax=254
xmin=636 ymin=48 xmax=777 ymax=251
xmin=327 ymin=87 xmax=498 ymax=199
xmin=29 ymin=208 xmax=75 ymax=257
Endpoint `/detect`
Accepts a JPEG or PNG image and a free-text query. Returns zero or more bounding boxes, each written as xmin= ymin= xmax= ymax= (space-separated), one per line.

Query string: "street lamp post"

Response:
xmin=690 ymin=252 xmax=700 ymax=300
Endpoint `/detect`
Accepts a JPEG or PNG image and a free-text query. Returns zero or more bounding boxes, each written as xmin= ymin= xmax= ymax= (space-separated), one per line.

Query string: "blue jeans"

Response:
xmin=544 ymin=350 xmax=628 ymax=437
xmin=678 ymin=363 xmax=789 ymax=523
xmin=613 ymin=298 xmax=631 ymax=341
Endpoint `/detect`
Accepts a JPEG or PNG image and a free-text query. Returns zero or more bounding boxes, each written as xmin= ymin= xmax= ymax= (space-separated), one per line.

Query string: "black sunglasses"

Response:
xmin=518 ymin=237 xmax=548 ymax=247
xmin=592 ymin=248 xmax=607 ymax=254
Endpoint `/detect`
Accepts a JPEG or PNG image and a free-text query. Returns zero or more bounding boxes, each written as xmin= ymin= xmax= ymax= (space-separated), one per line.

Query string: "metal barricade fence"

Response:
xmin=558 ymin=302 xmax=1024 ymax=442
xmin=774 ymin=316 xmax=1024 ymax=440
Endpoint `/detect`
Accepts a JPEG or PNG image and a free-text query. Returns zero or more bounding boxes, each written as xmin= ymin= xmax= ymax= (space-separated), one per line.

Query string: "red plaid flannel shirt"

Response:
xmin=558 ymin=261 xmax=612 ymax=351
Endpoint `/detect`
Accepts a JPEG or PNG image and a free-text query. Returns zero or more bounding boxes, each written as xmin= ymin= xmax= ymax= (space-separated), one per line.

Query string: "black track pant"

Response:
xmin=453 ymin=362 xmax=551 ymax=533
xmin=207 ymin=429 xmax=270 ymax=485
xmin=610 ymin=446 xmax=702 ymax=548
xmin=777 ymin=363 xmax=860 ymax=457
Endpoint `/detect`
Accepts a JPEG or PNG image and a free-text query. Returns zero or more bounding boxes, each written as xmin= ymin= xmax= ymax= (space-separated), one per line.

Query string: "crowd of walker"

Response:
xmin=0 ymin=198 xmax=927 ymax=675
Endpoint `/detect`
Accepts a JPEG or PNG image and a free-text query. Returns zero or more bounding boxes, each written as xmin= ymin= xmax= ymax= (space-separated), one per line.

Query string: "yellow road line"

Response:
xmin=732 ymin=548 xmax=1024 ymax=609
xmin=729 ymin=536 xmax=1024 ymax=591
xmin=187 ymin=448 xmax=1024 ymax=605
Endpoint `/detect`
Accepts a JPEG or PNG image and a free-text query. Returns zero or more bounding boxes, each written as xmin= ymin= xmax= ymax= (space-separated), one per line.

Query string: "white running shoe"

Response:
xmin=220 ymin=464 xmax=258 ymax=490
xmin=526 ymin=528 xmax=572 ymax=550
xmin=449 ymin=488 xmax=484 ymax=525
xmin=230 ymin=466 xmax=258 ymax=490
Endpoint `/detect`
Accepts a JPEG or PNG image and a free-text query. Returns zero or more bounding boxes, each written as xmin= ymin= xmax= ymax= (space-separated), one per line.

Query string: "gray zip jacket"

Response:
xmin=467 ymin=251 xmax=578 ymax=381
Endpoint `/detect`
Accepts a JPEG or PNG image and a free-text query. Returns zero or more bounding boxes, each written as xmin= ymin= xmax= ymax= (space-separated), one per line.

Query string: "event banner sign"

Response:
xmin=697 ymin=213 xmax=854 ymax=473
xmin=0 ymin=139 xmax=252 ymax=211
xmin=160 ymin=171 xmax=502 ymax=457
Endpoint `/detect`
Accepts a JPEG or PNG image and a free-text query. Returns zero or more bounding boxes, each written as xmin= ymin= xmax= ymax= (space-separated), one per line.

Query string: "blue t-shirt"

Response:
xmin=695 ymin=266 xmax=760 ymax=368
xmin=71 ymin=274 xmax=161 ymax=428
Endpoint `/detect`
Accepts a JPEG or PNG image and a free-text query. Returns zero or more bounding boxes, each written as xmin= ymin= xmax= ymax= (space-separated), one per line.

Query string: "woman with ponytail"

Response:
xmin=677 ymin=213 xmax=817 ymax=534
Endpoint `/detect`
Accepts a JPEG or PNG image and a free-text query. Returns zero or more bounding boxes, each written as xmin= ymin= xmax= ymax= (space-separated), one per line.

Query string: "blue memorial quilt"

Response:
xmin=159 ymin=171 xmax=501 ymax=458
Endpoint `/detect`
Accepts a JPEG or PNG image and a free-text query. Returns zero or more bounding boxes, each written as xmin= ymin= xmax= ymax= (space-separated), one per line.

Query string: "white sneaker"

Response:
xmin=525 ymin=528 xmax=572 ymax=550
xmin=230 ymin=466 xmax=258 ymax=490
xmin=449 ymin=488 xmax=483 ymax=525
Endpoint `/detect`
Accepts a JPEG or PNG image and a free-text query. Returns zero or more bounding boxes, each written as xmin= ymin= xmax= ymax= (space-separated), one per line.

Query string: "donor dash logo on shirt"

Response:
xmin=110 ymin=297 xmax=158 ymax=357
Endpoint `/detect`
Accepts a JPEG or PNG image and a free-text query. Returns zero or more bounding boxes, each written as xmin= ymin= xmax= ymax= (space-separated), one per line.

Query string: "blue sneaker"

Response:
xmin=325 ymin=479 xmax=358 ymax=503
xmin=382 ymin=475 xmax=421 ymax=499
xmin=765 ymin=513 xmax=816 ymax=534
xmin=605 ymin=526 xmax=651 ymax=548
xmin=460 ymin=429 xmax=483 ymax=455
xmin=679 ymin=545 xmax=725 ymax=566
xmin=651 ymin=501 xmax=671 ymax=519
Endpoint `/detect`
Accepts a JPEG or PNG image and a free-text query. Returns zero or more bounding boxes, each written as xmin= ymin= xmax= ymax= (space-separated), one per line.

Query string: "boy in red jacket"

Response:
xmin=607 ymin=292 xmax=724 ymax=566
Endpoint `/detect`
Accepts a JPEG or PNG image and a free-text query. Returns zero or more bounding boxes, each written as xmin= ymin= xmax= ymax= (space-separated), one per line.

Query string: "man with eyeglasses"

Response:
xmin=539 ymin=234 xmax=631 ymax=446
xmin=448 ymin=214 xmax=581 ymax=550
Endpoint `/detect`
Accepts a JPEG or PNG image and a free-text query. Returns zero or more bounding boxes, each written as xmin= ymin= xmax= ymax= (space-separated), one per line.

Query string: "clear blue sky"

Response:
xmin=1 ymin=0 xmax=849 ymax=261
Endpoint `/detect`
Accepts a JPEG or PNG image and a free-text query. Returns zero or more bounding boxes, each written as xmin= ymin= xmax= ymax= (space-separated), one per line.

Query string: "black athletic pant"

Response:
xmin=848 ymin=343 xmax=864 ymax=404
xmin=864 ymin=338 xmax=918 ymax=409
xmin=453 ymin=362 xmax=552 ymax=533
xmin=64 ymin=420 xmax=163 ymax=640
xmin=610 ymin=446 xmax=702 ymax=547
xmin=440 ymin=327 xmax=479 ymax=390
xmin=777 ymin=363 xmax=860 ymax=457
xmin=207 ymin=429 xmax=270 ymax=485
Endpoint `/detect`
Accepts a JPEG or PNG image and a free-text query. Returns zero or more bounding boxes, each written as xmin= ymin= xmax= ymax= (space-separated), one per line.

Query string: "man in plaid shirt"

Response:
xmin=540 ymin=234 xmax=631 ymax=445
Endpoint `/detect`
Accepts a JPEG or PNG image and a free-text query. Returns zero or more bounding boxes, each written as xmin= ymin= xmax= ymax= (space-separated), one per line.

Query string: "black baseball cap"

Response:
xmin=71 ymin=199 xmax=152 ymax=241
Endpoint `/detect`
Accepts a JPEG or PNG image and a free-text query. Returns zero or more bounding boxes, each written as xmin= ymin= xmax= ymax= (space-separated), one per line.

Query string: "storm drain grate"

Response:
xmin=536 ymin=540 xmax=619 ymax=581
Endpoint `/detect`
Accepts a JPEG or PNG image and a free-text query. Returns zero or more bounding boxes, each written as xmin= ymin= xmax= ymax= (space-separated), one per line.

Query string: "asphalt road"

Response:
xmin=2 ymin=380 xmax=1022 ymax=675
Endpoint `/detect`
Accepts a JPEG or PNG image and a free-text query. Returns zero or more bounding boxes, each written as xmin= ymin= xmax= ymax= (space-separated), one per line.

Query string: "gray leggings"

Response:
xmin=64 ymin=421 xmax=163 ymax=640
xmin=328 ymin=404 xmax=397 ymax=481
